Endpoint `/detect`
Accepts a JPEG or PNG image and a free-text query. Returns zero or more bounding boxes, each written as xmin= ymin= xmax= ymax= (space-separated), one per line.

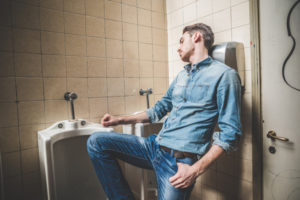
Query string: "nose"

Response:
xmin=177 ymin=46 xmax=181 ymax=53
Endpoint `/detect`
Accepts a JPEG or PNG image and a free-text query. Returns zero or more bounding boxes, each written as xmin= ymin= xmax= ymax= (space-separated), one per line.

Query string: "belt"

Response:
xmin=159 ymin=146 xmax=197 ymax=159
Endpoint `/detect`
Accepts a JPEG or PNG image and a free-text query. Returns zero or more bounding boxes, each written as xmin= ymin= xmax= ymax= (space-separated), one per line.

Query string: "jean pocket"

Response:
xmin=176 ymin=157 xmax=197 ymax=166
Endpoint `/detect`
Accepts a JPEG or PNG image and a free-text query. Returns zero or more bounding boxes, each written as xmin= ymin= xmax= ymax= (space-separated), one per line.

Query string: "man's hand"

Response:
xmin=101 ymin=113 xmax=121 ymax=127
xmin=169 ymin=163 xmax=199 ymax=189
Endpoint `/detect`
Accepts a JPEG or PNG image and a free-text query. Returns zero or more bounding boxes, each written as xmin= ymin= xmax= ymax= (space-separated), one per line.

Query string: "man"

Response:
xmin=87 ymin=23 xmax=242 ymax=200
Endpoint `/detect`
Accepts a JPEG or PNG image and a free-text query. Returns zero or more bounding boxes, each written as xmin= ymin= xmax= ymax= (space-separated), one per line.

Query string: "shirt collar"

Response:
xmin=184 ymin=56 xmax=213 ymax=72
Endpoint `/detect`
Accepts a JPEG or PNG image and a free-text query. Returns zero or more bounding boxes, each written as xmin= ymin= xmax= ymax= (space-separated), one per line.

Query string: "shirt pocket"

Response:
xmin=172 ymin=83 xmax=186 ymax=101
xmin=190 ymin=84 xmax=209 ymax=102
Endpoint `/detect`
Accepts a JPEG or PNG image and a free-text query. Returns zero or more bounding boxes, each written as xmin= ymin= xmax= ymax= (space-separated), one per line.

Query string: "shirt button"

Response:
xmin=184 ymin=98 xmax=187 ymax=102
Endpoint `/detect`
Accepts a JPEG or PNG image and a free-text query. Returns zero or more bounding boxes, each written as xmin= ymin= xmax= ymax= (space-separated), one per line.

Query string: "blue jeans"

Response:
xmin=87 ymin=131 xmax=198 ymax=200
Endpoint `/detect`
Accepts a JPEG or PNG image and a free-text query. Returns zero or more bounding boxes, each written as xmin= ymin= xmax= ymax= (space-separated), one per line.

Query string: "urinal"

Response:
xmin=38 ymin=119 xmax=113 ymax=200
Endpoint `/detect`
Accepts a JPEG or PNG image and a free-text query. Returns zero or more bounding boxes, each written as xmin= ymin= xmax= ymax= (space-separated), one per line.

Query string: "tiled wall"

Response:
xmin=166 ymin=0 xmax=253 ymax=199
xmin=0 ymin=0 xmax=168 ymax=199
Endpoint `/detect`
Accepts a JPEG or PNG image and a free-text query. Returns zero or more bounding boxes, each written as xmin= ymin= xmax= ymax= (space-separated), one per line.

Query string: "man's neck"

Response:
xmin=189 ymin=48 xmax=209 ymax=66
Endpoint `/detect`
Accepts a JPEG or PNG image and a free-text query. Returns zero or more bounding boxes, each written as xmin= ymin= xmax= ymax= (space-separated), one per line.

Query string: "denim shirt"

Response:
xmin=146 ymin=56 xmax=242 ymax=155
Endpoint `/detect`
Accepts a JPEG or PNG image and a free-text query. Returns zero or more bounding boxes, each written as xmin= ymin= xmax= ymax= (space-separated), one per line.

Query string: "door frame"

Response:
xmin=249 ymin=0 xmax=262 ymax=200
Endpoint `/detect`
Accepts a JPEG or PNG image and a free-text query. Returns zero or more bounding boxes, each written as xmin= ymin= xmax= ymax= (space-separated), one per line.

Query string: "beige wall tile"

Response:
xmin=138 ymin=9 xmax=151 ymax=26
xmin=15 ymin=53 xmax=42 ymax=77
xmin=106 ymin=39 xmax=123 ymax=58
xmin=22 ymin=172 xmax=42 ymax=200
xmin=199 ymin=15 xmax=213 ymax=30
xmin=124 ymin=78 xmax=139 ymax=96
xmin=236 ymin=179 xmax=253 ymax=200
xmin=88 ymin=57 xmax=107 ymax=77
xmin=18 ymin=101 xmax=45 ymax=125
xmin=137 ymin=0 xmax=151 ymax=10
xmin=236 ymin=157 xmax=252 ymax=182
xmin=107 ymin=78 xmax=125 ymax=96
xmin=217 ymin=173 xmax=238 ymax=198
xmin=21 ymin=148 xmax=39 ymax=173
xmin=153 ymin=45 xmax=167 ymax=61
xmin=42 ymin=55 xmax=66 ymax=77
xmin=86 ymin=16 xmax=105 ymax=37
xmin=67 ymin=78 xmax=88 ymax=98
xmin=139 ymin=43 xmax=152 ymax=60
xmin=89 ymin=97 xmax=108 ymax=118
xmin=44 ymin=100 xmax=68 ymax=122
xmin=232 ymin=25 xmax=250 ymax=48
xmin=86 ymin=0 xmax=104 ymax=18
xmin=125 ymin=96 xmax=140 ymax=114
xmin=3 ymin=152 xmax=21 ymax=177
xmin=140 ymin=77 xmax=153 ymax=90
xmin=0 ymin=127 xmax=19 ymax=152
xmin=0 ymin=27 xmax=12 ymax=51
xmin=105 ymin=20 xmax=122 ymax=39
xmin=72 ymin=98 xmax=89 ymax=119
xmin=122 ymin=4 xmax=137 ymax=24
xmin=13 ymin=3 xmax=40 ymax=30
xmin=41 ymin=31 xmax=64 ymax=55
xmin=108 ymin=96 xmax=125 ymax=115
xmin=123 ymin=23 xmax=138 ymax=41
xmin=105 ymin=1 xmax=121 ymax=21
xmin=15 ymin=0 xmax=40 ymax=6
xmin=44 ymin=78 xmax=67 ymax=99
xmin=138 ymin=26 xmax=152 ymax=43
xmin=153 ymin=77 xmax=167 ymax=94
xmin=64 ymin=0 xmax=85 ymax=14
xmin=0 ymin=78 xmax=16 ymax=102
xmin=213 ymin=0 xmax=230 ymax=12
xmin=201 ymin=185 xmax=218 ymax=200
xmin=88 ymin=78 xmax=107 ymax=97
xmin=124 ymin=59 xmax=139 ymax=77
xmin=139 ymin=94 xmax=154 ymax=110
xmin=152 ymin=0 xmax=165 ymax=13
xmin=140 ymin=60 xmax=153 ymax=77
xmin=40 ymin=8 xmax=64 ymax=32
xmin=123 ymin=41 xmax=139 ymax=60
xmin=40 ymin=0 xmax=63 ymax=10
xmin=64 ymin=12 xmax=86 ymax=35
xmin=66 ymin=56 xmax=87 ymax=77
xmin=213 ymin=9 xmax=231 ymax=32
xmin=217 ymin=154 xmax=237 ymax=177
xmin=4 ymin=176 xmax=23 ymax=199
xmin=0 ymin=0 xmax=12 ymax=27
xmin=107 ymin=58 xmax=124 ymax=77
xmin=214 ymin=30 xmax=231 ymax=44
xmin=152 ymin=12 xmax=165 ymax=29
xmin=87 ymin=37 xmax=106 ymax=57
xmin=14 ymin=29 xmax=40 ymax=53
xmin=183 ymin=3 xmax=197 ymax=23
xmin=154 ymin=61 xmax=168 ymax=77
xmin=16 ymin=78 xmax=44 ymax=101
xmin=19 ymin=124 xmax=45 ymax=149
xmin=65 ymin=34 xmax=86 ymax=56
xmin=231 ymin=2 xmax=249 ymax=28
xmin=152 ymin=28 xmax=167 ymax=45
xmin=122 ymin=0 xmax=136 ymax=6
xmin=0 ymin=52 xmax=14 ymax=77
xmin=201 ymin=169 xmax=217 ymax=187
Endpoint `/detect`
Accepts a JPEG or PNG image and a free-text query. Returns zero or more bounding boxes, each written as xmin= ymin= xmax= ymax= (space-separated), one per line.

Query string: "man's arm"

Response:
xmin=101 ymin=112 xmax=150 ymax=127
xmin=169 ymin=144 xmax=224 ymax=188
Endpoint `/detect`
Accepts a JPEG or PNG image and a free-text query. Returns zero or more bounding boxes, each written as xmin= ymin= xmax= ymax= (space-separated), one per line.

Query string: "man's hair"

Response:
xmin=183 ymin=23 xmax=214 ymax=50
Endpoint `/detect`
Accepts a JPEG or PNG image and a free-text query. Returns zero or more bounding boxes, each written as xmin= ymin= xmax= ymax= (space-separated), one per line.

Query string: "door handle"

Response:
xmin=267 ymin=130 xmax=289 ymax=142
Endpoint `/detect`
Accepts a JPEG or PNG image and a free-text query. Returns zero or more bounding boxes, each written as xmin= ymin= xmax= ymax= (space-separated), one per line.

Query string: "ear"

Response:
xmin=193 ymin=32 xmax=202 ymax=43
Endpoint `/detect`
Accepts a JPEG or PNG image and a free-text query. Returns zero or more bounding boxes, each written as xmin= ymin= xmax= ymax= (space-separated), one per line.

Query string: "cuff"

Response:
xmin=212 ymin=132 xmax=237 ymax=153
xmin=146 ymin=108 xmax=159 ymax=123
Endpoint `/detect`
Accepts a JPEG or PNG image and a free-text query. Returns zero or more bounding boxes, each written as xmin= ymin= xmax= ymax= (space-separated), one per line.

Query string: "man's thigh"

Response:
xmin=153 ymin=149 xmax=196 ymax=200
xmin=87 ymin=131 xmax=154 ymax=169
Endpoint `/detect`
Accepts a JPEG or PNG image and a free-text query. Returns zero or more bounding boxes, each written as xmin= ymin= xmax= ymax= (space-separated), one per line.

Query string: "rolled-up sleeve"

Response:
xmin=146 ymin=79 xmax=176 ymax=123
xmin=212 ymin=69 xmax=242 ymax=152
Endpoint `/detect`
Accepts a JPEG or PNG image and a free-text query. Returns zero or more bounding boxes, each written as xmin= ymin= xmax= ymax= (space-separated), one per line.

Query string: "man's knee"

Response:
xmin=87 ymin=132 xmax=110 ymax=158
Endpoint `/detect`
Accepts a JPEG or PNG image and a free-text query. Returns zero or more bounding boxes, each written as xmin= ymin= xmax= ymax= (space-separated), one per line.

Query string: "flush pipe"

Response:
xmin=64 ymin=92 xmax=78 ymax=120
xmin=139 ymin=88 xmax=153 ymax=109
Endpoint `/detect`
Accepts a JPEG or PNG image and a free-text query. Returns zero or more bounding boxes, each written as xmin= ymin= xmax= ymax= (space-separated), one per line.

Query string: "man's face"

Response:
xmin=177 ymin=32 xmax=194 ymax=62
